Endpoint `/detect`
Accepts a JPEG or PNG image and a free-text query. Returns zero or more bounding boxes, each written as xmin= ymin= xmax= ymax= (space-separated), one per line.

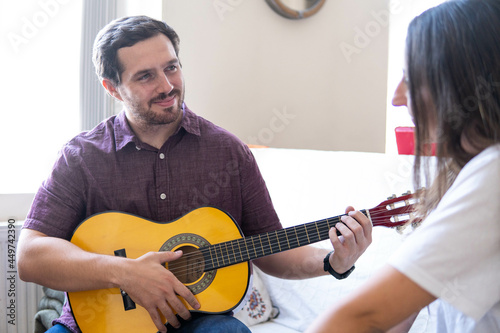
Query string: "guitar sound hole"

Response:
xmin=167 ymin=246 xmax=205 ymax=284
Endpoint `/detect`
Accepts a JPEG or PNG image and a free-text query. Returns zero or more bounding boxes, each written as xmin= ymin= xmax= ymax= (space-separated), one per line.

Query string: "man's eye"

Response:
xmin=138 ymin=73 xmax=151 ymax=81
xmin=166 ymin=65 xmax=178 ymax=72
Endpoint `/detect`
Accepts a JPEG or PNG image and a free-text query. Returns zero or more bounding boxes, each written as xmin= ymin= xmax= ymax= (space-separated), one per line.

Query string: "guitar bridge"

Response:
xmin=114 ymin=248 xmax=136 ymax=311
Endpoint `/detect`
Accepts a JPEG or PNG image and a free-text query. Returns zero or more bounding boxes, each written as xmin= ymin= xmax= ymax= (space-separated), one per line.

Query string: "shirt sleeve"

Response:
xmin=238 ymin=144 xmax=283 ymax=236
xmin=23 ymin=143 xmax=86 ymax=240
xmin=388 ymin=147 xmax=500 ymax=321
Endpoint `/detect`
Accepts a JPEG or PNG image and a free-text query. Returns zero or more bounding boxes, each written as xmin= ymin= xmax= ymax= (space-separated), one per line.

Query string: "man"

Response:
xmin=17 ymin=16 xmax=372 ymax=333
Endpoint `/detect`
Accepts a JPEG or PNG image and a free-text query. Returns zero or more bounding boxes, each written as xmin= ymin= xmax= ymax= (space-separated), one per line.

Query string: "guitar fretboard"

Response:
xmin=200 ymin=209 xmax=367 ymax=271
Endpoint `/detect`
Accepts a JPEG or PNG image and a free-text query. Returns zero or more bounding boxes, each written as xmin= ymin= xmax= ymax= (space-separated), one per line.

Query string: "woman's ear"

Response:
xmin=102 ymin=79 xmax=123 ymax=101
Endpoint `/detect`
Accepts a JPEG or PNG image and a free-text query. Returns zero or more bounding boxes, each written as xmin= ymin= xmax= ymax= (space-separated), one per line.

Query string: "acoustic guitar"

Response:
xmin=68 ymin=192 xmax=418 ymax=332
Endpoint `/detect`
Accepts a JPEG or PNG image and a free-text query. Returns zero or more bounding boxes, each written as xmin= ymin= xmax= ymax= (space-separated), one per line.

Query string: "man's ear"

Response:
xmin=102 ymin=79 xmax=123 ymax=101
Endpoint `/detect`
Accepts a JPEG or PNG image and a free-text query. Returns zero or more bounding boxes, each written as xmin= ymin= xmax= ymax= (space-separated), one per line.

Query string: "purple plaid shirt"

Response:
xmin=24 ymin=105 xmax=281 ymax=332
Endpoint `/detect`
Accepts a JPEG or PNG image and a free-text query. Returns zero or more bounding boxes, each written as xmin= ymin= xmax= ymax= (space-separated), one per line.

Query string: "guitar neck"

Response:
xmin=201 ymin=209 xmax=368 ymax=271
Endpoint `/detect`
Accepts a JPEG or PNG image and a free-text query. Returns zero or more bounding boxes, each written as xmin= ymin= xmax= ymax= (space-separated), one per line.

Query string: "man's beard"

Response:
xmin=133 ymin=89 xmax=184 ymax=126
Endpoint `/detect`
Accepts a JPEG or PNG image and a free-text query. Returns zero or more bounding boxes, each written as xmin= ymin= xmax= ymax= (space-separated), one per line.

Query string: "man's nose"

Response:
xmin=157 ymin=74 xmax=174 ymax=94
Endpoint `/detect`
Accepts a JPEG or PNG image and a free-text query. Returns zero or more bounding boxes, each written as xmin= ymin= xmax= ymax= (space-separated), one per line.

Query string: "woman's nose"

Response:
xmin=392 ymin=77 xmax=408 ymax=107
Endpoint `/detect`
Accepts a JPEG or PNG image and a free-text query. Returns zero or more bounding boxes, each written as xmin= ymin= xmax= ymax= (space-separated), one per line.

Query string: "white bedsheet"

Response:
xmin=248 ymin=148 xmax=435 ymax=332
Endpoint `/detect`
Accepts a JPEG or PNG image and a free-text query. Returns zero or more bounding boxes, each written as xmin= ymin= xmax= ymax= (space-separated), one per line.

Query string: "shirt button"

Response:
xmin=160 ymin=193 xmax=167 ymax=200
xmin=135 ymin=146 xmax=141 ymax=151
xmin=159 ymin=153 xmax=165 ymax=159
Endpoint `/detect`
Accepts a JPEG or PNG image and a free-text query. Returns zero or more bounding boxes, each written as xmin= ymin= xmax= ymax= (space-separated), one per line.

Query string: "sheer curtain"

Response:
xmin=80 ymin=0 xmax=117 ymax=131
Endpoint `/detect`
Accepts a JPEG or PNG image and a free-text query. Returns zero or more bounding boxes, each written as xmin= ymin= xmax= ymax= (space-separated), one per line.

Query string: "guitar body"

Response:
xmin=68 ymin=207 xmax=250 ymax=333
xmin=67 ymin=192 xmax=418 ymax=332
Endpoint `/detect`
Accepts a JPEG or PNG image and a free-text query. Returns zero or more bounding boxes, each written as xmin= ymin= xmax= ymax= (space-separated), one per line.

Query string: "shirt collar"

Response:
xmin=113 ymin=103 xmax=201 ymax=151
xmin=180 ymin=104 xmax=201 ymax=137
xmin=114 ymin=111 xmax=137 ymax=151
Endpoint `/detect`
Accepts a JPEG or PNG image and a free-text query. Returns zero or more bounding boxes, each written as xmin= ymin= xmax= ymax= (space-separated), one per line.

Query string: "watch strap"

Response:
xmin=323 ymin=251 xmax=355 ymax=280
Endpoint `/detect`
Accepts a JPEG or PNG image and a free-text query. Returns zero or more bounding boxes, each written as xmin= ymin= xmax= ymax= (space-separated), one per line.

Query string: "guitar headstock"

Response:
xmin=367 ymin=191 xmax=421 ymax=230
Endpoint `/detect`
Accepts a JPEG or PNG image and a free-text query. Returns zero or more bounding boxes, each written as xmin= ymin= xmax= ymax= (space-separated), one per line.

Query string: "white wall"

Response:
xmin=117 ymin=0 xmax=163 ymax=20
xmin=162 ymin=0 xmax=391 ymax=152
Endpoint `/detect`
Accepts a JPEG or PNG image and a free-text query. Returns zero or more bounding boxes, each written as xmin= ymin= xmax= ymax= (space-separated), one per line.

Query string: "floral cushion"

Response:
xmin=234 ymin=266 xmax=278 ymax=326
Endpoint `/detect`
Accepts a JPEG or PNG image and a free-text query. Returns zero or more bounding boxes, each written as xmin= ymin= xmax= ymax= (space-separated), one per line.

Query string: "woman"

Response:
xmin=306 ymin=0 xmax=500 ymax=332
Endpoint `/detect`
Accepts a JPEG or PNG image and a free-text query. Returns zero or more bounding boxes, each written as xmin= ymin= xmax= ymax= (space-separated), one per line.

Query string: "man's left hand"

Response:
xmin=328 ymin=207 xmax=372 ymax=274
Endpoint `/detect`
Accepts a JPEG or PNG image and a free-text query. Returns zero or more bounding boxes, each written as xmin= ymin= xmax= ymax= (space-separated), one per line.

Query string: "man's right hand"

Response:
xmin=18 ymin=230 xmax=201 ymax=333
xmin=117 ymin=250 xmax=201 ymax=333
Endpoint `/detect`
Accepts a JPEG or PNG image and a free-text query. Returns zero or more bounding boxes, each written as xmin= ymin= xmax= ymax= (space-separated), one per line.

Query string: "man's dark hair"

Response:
xmin=92 ymin=15 xmax=180 ymax=86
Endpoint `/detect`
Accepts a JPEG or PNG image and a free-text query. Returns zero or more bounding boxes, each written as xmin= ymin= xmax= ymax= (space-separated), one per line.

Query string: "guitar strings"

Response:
xmin=168 ymin=206 xmax=413 ymax=276
xmin=166 ymin=206 xmax=416 ymax=277
xmin=169 ymin=206 xmax=409 ymax=265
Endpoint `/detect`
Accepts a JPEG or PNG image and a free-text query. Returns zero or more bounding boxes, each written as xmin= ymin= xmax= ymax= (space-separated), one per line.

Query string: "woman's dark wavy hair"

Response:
xmin=406 ymin=0 xmax=500 ymax=216
xmin=92 ymin=16 xmax=180 ymax=86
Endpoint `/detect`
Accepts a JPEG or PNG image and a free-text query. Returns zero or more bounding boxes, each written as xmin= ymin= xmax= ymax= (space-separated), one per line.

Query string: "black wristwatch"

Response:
xmin=323 ymin=251 xmax=355 ymax=280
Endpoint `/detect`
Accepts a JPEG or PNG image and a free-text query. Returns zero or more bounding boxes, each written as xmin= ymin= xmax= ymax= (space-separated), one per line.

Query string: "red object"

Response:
xmin=395 ymin=126 xmax=436 ymax=156
xmin=395 ymin=127 xmax=416 ymax=155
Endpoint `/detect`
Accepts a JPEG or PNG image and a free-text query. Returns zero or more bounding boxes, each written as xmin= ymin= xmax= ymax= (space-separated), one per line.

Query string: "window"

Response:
xmin=0 ymin=0 xmax=83 ymax=194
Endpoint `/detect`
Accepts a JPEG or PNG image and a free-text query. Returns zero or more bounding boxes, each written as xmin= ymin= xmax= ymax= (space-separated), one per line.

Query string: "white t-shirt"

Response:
xmin=389 ymin=144 xmax=500 ymax=333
